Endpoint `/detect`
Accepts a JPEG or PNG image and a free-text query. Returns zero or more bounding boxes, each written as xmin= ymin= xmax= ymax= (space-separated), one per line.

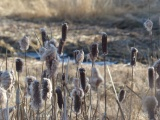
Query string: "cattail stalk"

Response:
xmin=102 ymin=32 xmax=108 ymax=120
xmin=63 ymin=57 xmax=70 ymax=120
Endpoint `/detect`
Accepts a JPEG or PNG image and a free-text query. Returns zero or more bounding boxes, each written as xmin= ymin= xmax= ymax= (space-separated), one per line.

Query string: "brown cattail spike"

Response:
xmin=62 ymin=23 xmax=68 ymax=41
xmin=56 ymin=87 xmax=63 ymax=109
xmin=40 ymin=28 xmax=49 ymax=46
xmin=42 ymin=78 xmax=52 ymax=101
xmin=102 ymin=32 xmax=108 ymax=54
xmin=62 ymin=73 xmax=65 ymax=81
xmin=118 ymin=89 xmax=126 ymax=103
xmin=91 ymin=43 xmax=99 ymax=58
xmin=58 ymin=38 xmax=65 ymax=55
xmin=74 ymin=92 xmax=81 ymax=113
xmin=148 ymin=67 xmax=155 ymax=89
xmin=79 ymin=68 xmax=86 ymax=91
xmin=16 ymin=58 xmax=23 ymax=73
xmin=130 ymin=47 xmax=138 ymax=66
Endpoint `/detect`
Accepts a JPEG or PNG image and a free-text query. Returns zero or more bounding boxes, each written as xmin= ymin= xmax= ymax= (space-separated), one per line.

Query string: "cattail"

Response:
xmin=73 ymin=78 xmax=80 ymax=88
xmin=45 ymin=39 xmax=58 ymax=48
xmin=90 ymin=67 xmax=104 ymax=89
xmin=46 ymin=59 xmax=60 ymax=79
xmin=101 ymin=32 xmax=108 ymax=54
xmin=153 ymin=59 xmax=160 ymax=75
xmin=55 ymin=86 xmax=63 ymax=109
xmin=75 ymin=50 xmax=84 ymax=65
xmin=156 ymin=90 xmax=160 ymax=108
xmin=19 ymin=35 xmax=30 ymax=51
xmin=16 ymin=58 xmax=23 ymax=73
xmin=130 ymin=47 xmax=138 ymax=66
xmin=42 ymin=78 xmax=52 ymax=101
xmin=73 ymin=50 xmax=79 ymax=63
xmin=16 ymin=89 xmax=20 ymax=105
xmin=156 ymin=77 xmax=160 ymax=89
xmin=30 ymin=80 xmax=43 ymax=110
xmin=0 ymin=71 xmax=14 ymax=91
xmin=71 ymin=88 xmax=84 ymax=99
xmin=25 ymin=76 xmax=36 ymax=97
xmin=40 ymin=28 xmax=49 ymax=46
xmin=79 ymin=68 xmax=86 ymax=91
xmin=0 ymin=106 xmax=16 ymax=119
xmin=58 ymin=38 xmax=65 ymax=55
xmin=0 ymin=87 xmax=7 ymax=108
xmin=62 ymin=73 xmax=65 ymax=81
xmin=41 ymin=44 xmax=57 ymax=61
xmin=148 ymin=67 xmax=155 ymax=89
xmin=90 ymin=43 xmax=99 ymax=61
xmin=41 ymin=70 xmax=49 ymax=82
xmin=39 ymin=47 xmax=47 ymax=56
xmin=118 ymin=89 xmax=126 ymax=103
xmin=142 ymin=96 xmax=158 ymax=120
xmin=144 ymin=19 xmax=153 ymax=34
xmin=62 ymin=23 xmax=68 ymax=41
xmin=74 ymin=93 xmax=81 ymax=114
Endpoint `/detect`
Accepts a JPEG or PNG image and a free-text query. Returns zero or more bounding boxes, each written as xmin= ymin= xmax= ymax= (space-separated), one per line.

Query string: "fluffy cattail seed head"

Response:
xmin=101 ymin=32 xmax=108 ymax=54
xmin=90 ymin=67 xmax=104 ymax=89
xmin=118 ymin=89 xmax=126 ymax=103
xmin=41 ymin=44 xmax=57 ymax=61
xmin=0 ymin=71 xmax=14 ymax=91
xmin=19 ymin=35 xmax=30 ymax=51
xmin=30 ymin=80 xmax=43 ymax=110
xmin=58 ymin=38 xmax=65 ymax=55
xmin=73 ymin=78 xmax=80 ymax=88
xmin=39 ymin=47 xmax=47 ymax=56
xmin=156 ymin=77 xmax=160 ymax=89
xmin=130 ymin=47 xmax=138 ymax=66
xmin=56 ymin=86 xmax=63 ymax=109
xmin=75 ymin=50 xmax=84 ymax=65
xmin=40 ymin=28 xmax=49 ymax=46
xmin=41 ymin=70 xmax=49 ymax=82
xmin=42 ymin=78 xmax=52 ymax=101
xmin=62 ymin=23 xmax=68 ymax=41
xmin=74 ymin=93 xmax=81 ymax=114
xmin=153 ymin=59 xmax=160 ymax=75
xmin=16 ymin=58 xmax=23 ymax=73
xmin=79 ymin=68 xmax=86 ymax=91
xmin=71 ymin=88 xmax=84 ymax=99
xmin=25 ymin=76 xmax=36 ymax=97
xmin=44 ymin=39 xmax=58 ymax=48
xmin=144 ymin=19 xmax=153 ymax=35
xmin=142 ymin=96 xmax=158 ymax=120
xmin=0 ymin=87 xmax=7 ymax=108
xmin=156 ymin=90 xmax=160 ymax=108
xmin=90 ymin=43 xmax=99 ymax=61
xmin=148 ymin=67 xmax=155 ymax=89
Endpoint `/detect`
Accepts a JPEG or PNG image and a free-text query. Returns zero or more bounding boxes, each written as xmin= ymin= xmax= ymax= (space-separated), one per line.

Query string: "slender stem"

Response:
xmin=17 ymin=72 xmax=20 ymax=120
xmin=76 ymin=113 xmax=78 ymax=120
xmin=6 ymin=96 xmax=9 ymax=120
xmin=129 ymin=66 xmax=134 ymax=120
xmin=104 ymin=55 xmax=107 ymax=119
xmin=116 ymin=108 xmax=120 ymax=120
xmin=5 ymin=49 xmax=7 ymax=71
xmin=34 ymin=32 xmax=42 ymax=47
xmin=45 ymin=100 xmax=46 ymax=120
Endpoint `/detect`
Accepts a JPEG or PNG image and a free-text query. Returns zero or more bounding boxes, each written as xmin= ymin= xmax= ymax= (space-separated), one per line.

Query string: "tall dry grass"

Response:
xmin=0 ymin=0 xmax=159 ymax=19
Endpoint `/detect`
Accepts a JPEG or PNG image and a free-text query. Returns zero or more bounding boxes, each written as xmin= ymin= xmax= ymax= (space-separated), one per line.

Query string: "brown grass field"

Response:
xmin=0 ymin=0 xmax=160 ymax=120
